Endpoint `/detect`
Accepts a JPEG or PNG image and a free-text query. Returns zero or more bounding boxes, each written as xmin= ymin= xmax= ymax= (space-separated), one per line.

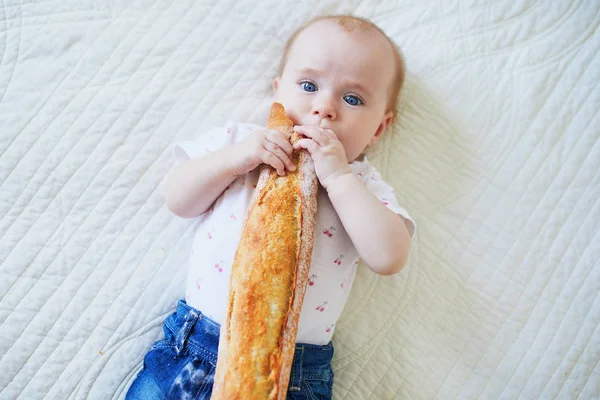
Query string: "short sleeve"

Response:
xmin=173 ymin=122 xmax=260 ymax=164
xmin=362 ymin=166 xmax=416 ymax=237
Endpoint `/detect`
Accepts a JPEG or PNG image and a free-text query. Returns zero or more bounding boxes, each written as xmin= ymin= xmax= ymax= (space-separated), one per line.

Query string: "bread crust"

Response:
xmin=211 ymin=103 xmax=318 ymax=399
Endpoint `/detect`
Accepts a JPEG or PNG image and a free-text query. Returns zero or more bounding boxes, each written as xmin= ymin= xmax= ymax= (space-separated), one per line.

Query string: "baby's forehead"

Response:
xmin=289 ymin=19 xmax=394 ymax=75
xmin=298 ymin=18 xmax=386 ymax=46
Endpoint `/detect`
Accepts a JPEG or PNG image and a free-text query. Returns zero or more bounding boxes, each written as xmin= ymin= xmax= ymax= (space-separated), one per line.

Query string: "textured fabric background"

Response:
xmin=1 ymin=1 xmax=598 ymax=398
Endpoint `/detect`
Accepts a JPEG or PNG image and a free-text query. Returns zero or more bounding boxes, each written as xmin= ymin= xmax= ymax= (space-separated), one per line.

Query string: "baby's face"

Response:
xmin=274 ymin=19 xmax=395 ymax=162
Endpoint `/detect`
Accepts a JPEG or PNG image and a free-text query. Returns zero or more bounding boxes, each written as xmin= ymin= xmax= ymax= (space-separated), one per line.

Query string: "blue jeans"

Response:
xmin=126 ymin=300 xmax=334 ymax=399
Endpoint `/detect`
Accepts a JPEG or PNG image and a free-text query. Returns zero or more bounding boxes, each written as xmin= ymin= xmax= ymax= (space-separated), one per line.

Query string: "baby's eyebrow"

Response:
xmin=341 ymin=79 xmax=372 ymax=97
xmin=297 ymin=67 xmax=321 ymax=76
xmin=296 ymin=67 xmax=372 ymax=97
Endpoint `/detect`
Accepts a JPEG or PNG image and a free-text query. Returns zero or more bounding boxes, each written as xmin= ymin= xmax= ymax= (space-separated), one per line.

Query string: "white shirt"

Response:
xmin=174 ymin=122 xmax=416 ymax=345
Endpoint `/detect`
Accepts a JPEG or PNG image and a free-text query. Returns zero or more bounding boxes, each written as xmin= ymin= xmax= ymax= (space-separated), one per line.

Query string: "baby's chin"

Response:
xmin=345 ymin=151 xmax=361 ymax=163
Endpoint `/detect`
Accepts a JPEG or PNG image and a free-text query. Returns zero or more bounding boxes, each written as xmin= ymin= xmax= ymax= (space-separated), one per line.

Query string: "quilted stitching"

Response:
xmin=0 ymin=1 xmax=599 ymax=399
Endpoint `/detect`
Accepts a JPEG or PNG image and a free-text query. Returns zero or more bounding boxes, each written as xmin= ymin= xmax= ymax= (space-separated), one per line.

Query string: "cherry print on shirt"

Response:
xmin=226 ymin=128 xmax=232 ymax=134
xmin=214 ymin=260 xmax=224 ymax=273
xmin=340 ymin=279 xmax=346 ymax=289
xmin=308 ymin=274 xmax=317 ymax=286
xmin=371 ymin=176 xmax=378 ymax=182
xmin=230 ymin=213 xmax=237 ymax=221
xmin=322 ymin=226 xmax=336 ymax=237
xmin=381 ymin=197 xmax=389 ymax=206
xmin=315 ymin=301 xmax=328 ymax=312
xmin=325 ymin=324 xmax=335 ymax=333
xmin=195 ymin=279 xmax=202 ymax=290
xmin=333 ymin=255 xmax=344 ymax=265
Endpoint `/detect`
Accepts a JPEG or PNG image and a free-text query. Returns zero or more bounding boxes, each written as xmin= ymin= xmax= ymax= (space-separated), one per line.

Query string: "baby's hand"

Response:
xmin=293 ymin=126 xmax=352 ymax=189
xmin=231 ymin=129 xmax=296 ymax=176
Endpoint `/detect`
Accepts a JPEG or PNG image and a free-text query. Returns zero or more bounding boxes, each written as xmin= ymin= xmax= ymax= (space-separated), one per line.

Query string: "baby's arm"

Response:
xmin=164 ymin=129 xmax=296 ymax=218
xmin=327 ymin=174 xmax=412 ymax=275
xmin=164 ymin=145 xmax=241 ymax=218
xmin=293 ymin=125 xmax=411 ymax=275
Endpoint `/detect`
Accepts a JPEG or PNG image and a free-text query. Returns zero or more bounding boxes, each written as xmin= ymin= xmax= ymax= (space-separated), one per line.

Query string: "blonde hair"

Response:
xmin=276 ymin=15 xmax=406 ymax=114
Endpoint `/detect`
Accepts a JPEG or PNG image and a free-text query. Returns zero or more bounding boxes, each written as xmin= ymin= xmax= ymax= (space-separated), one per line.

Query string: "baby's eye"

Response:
xmin=301 ymin=81 xmax=317 ymax=92
xmin=344 ymin=95 xmax=363 ymax=106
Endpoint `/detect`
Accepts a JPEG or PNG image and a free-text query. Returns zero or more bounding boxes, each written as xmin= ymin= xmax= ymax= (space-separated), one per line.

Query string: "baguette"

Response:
xmin=211 ymin=103 xmax=318 ymax=399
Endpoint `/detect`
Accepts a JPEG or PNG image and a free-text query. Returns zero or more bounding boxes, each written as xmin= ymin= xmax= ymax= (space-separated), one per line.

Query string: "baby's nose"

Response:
xmin=312 ymin=97 xmax=336 ymax=120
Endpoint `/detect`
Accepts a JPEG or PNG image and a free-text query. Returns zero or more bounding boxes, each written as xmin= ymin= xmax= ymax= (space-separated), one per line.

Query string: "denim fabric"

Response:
xmin=126 ymin=300 xmax=334 ymax=400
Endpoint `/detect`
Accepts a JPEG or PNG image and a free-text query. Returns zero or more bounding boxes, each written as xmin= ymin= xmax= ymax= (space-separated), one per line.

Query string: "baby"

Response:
xmin=126 ymin=15 xmax=415 ymax=400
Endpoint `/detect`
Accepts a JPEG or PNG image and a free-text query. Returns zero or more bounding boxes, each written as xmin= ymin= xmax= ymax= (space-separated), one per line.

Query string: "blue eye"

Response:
xmin=344 ymin=95 xmax=363 ymax=106
xmin=301 ymin=81 xmax=317 ymax=92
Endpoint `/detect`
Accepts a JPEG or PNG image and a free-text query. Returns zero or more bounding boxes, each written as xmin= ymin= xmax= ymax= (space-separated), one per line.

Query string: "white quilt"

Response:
xmin=1 ymin=0 xmax=599 ymax=399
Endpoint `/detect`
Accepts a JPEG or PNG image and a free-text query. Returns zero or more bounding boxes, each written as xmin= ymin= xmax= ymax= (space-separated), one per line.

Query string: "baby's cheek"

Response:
xmin=285 ymin=107 xmax=302 ymax=126
xmin=339 ymin=137 xmax=358 ymax=160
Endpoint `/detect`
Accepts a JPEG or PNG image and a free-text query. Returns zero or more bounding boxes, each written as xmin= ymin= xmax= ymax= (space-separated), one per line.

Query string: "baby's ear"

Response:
xmin=272 ymin=77 xmax=280 ymax=94
xmin=369 ymin=111 xmax=394 ymax=145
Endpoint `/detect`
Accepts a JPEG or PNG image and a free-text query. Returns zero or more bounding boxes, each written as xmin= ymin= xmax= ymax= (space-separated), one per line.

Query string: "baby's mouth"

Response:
xmin=287 ymin=114 xmax=334 ymax=131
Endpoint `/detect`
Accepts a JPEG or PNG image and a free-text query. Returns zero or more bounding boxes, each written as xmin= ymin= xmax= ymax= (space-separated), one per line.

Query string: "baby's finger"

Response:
xmin=321 ymin=128 xmax=339 ymax=140
xmin=262 ymin=152 xmax=286 ymax=176
xmin=263 ymin=141 xmax=296 ymax=172
xmin=265 ymin=130 xmax=294 ymax=157
xmin=293 ymin=138 xmax=320 ymax=155
xmin=293 ymin=126 xmax=327 ymax=146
